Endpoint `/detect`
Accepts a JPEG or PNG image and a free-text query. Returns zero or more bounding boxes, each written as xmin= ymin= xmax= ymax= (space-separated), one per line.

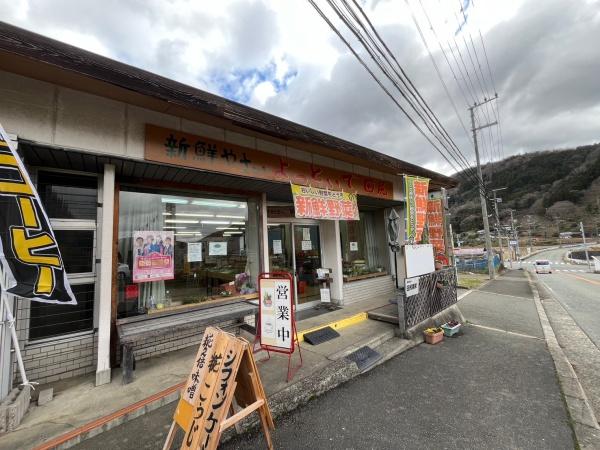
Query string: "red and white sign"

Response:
xmin=259 ymin=273 xmax=295 ymax=353
xmin=132 ymin=230 xmax=175 ymax=283
xmin=291 ymin=183 xmax=359 ymax=221
xmin=427 ymin=199 xmax=446 ymax=256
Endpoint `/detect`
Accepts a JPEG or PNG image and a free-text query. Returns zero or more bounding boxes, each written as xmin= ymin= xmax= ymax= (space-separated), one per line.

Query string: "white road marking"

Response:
xmin=469 ymin=323 xmax=541 ymax=340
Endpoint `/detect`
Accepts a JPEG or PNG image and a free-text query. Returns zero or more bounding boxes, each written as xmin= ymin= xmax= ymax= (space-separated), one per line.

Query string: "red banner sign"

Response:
xmin=427 ymin=199 xmax=445 ymax=256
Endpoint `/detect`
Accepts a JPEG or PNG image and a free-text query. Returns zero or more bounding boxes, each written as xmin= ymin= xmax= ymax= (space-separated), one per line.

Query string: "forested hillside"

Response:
xmin=449 ymin=143 xmax=600 ymax=234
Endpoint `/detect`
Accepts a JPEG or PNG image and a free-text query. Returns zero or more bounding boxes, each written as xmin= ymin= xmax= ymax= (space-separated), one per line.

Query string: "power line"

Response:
xmin=338 ymin=0 xmax=480 ymax=182
xmin=323 ymin=0 xmax=484 ymax=187
xmin=404 ymin=0 xmax=472 ymax=145
xmin=305 ymin=0 xmax=470 ymax=179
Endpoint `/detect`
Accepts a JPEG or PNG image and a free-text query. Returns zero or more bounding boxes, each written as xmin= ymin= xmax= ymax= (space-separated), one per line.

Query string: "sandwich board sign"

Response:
xmin=164 ymin=327 xmax=274 ymax=450
xmin=256 ymin=272 xmax=302 ymax=381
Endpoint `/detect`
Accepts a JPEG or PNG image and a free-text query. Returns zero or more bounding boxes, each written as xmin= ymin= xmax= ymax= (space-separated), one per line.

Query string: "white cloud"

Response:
xmin=1 ymin=0 xmax=598 ymax=176
xmin=251 ymin=81 xmax=277 ymax=106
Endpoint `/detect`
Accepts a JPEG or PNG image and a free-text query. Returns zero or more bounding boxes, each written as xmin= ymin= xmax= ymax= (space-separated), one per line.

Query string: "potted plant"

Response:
xmin=441 ymin=320 xmax=461 ymax=337
xmin=423 ymin=327 xmax=444 ymax=345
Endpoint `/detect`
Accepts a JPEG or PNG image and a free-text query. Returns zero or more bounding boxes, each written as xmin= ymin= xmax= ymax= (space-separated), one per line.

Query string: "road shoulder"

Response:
xmin=526 ymin=271 xmax=600 ymax=448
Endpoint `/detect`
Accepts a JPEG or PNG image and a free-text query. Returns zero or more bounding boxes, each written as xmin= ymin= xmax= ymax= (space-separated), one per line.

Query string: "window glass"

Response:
xmin=37 ymin=171 xmax=98 ymax=220
xmin=340 ymin=211 xmax=387 ymax=280
xmin=54 ymin=230 xmax=95 ymax=274
xmin=116 ymin=189 xmax=260 ymax=318
xmin=29 ymin=283 xmax=94 ymax=340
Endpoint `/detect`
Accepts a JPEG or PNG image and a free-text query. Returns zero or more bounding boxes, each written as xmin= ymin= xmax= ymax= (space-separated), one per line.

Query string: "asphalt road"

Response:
xmin=71 ymin=270 xmax=574 ymax=450
xmin=523 ymin=246 xmax=600 ymax=349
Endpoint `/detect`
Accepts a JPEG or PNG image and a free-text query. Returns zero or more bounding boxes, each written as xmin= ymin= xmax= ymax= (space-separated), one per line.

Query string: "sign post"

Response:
xmin=256 ymin=272 xmax=302 ymax=382
xmin=163 ymin=327 xmax=274 ymax=450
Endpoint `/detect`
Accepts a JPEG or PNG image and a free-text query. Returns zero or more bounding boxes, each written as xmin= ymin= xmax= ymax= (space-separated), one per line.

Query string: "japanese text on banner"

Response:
xmin=404 ymin=175 xmax=430 ymax=244
xmin=0 ymin=123 xmax=76 ymax=304
xmin=426 ymin=199 xmax=445 ymax=256
xmin=291 ymin=183 xmax=359 ymax=221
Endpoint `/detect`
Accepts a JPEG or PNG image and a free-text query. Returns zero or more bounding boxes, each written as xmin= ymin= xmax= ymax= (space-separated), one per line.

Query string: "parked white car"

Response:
xmin=534 ymin=260 xmax=552 ymax=274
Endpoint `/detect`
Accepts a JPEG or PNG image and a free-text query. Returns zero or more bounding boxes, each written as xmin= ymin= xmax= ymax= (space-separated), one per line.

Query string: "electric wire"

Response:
xmin=333 ymin=0 xmax=484 ymax=188
xmin=306 ymin=0 xmax=467 ymax=179
xmin=404 ymin=0 xmax=472 ymax=147
xmin=337 ymin=0 xmax=479 ymax=182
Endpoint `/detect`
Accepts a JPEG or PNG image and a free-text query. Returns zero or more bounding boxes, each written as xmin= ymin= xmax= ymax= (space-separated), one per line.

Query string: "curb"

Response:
xmin=525 ymin=271 xmax=600 ymax=447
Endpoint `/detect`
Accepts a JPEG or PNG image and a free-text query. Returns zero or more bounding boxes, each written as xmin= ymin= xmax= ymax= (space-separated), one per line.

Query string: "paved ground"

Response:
xmin=71 ymin=270 xmax=575 ymax=449
xmin=525 ymin=246 xmax=600 ymax=349
xmin=223 ymin=325 xmax=572 ymax=450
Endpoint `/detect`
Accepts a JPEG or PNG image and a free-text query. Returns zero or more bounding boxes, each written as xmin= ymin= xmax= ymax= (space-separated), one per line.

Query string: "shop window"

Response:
xmin=53 ymin=230 xmax=95 ymax=274
xmin=28 ymin=170 xmax=98 ymax=341
xmin=28 ymin=284 xmax=95 ymax=340
xmin=116 ymin=188 xmax=260 ymax=318
xmin=340 ymin=211 xmax=388 ymax=281
xmin=37 ymin=171 xmax=98 ymax=220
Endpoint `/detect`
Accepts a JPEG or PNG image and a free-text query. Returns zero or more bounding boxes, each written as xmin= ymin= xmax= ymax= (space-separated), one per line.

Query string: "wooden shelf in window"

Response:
xmin=343 ymin=271 xmax=388 ymax=283
xmin=146 ymin=293 xmax=258 ymax=317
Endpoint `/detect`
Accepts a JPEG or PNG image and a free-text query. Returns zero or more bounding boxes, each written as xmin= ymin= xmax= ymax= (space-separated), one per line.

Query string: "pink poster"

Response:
xmin=132 ymin=230 xmax=175 ymax=283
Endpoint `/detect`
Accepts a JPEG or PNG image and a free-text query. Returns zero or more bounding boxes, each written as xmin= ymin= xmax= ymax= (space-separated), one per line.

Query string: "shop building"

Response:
xmin=0 ymin=22 xmax=455 ymax=389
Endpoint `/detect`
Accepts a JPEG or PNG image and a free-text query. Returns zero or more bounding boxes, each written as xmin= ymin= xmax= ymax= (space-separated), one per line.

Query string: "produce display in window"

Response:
xmin=116 ymin=190 xmax=260 ymax=318
xmin=340 ymin=211 xmax=387 ymax=281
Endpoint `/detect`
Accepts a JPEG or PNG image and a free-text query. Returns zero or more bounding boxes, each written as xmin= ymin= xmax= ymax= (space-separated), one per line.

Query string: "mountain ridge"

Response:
xmin=448 ymin=143 xmax=600 ymax=234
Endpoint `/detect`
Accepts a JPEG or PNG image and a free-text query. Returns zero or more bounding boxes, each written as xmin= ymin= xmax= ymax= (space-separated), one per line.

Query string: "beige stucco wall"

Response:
xmin=0 ymin=69 xmax=403 ymax=199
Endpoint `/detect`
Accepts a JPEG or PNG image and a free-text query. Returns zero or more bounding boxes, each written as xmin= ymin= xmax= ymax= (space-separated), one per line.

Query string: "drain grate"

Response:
xmin=303 ymin=326 xmax=340 ymax=345
xmin=346 ymin=345 xmax=382 ymax=372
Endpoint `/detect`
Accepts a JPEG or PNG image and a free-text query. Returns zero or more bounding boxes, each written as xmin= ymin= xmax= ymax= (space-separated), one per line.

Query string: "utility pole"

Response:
xmin=491 ymin=187 xmax=507 ymax=263
xmin=470 ymin=97 xmax=498 ymax=280
xmin=580 ymin=221 xmax=592 ymax=271
xmin=509 ymin=209 xmax=520 ymax=267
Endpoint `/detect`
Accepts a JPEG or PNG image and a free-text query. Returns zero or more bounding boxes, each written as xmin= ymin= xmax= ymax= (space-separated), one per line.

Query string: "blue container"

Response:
xmin=441 ymin=323 xmax=461 ymax=337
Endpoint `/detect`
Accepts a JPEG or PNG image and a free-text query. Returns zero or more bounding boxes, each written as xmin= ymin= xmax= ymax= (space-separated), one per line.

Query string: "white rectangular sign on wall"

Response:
xmin=405 ymin=276 xmax=419 ymax=297
xmin=404 ymin=244 xmax=435 ymax=278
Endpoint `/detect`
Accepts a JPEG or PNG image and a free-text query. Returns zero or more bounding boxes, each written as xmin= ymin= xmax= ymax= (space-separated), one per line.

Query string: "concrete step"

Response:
xmin=367 ymin=303 xmax=400 ymax=325
xmin=303 ymin=319 xmax=396 ymax=361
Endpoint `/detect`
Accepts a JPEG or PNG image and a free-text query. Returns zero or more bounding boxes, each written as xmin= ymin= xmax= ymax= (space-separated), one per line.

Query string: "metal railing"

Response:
xmin=403 ymin=268 xmax=457 ymax=328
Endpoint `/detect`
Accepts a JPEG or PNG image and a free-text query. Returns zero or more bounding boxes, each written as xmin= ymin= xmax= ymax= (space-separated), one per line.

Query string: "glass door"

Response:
xmin=267 ymin=223 xmax=294 ymax=274
xmin=293 ymin=224 xmax=322 ymax=305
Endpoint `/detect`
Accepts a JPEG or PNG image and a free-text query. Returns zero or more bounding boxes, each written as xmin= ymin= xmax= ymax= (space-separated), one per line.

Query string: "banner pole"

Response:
xmin=0 ymin=274 xmax=35 ymax=389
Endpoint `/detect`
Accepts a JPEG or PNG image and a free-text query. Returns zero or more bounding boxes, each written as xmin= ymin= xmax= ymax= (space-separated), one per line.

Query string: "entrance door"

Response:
xmin=267 ymin=223 xmax=294 ymax=274
xmin=293 ymin=224 xmax=322 ymax=305
xmin=267 ymin=222 xmax=322 ymax=307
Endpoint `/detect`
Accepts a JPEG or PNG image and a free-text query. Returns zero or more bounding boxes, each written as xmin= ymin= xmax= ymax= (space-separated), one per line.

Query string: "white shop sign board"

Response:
xmin=405 ymin=276 xmax=419 ymax=296
xmin=404 ymin=244 xmax=435 ymax=278
xmin=260 ymin=278 xmax=293 ymax=350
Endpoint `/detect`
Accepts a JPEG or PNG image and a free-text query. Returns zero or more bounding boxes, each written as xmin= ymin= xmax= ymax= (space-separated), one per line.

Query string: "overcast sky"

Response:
xmin=2 ymin=0 xmax=599 ymax=174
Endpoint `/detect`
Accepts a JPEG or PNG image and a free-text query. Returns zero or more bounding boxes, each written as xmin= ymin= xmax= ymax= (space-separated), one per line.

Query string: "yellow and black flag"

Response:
xmin=0 ymin=123 xmax=76 ymax=304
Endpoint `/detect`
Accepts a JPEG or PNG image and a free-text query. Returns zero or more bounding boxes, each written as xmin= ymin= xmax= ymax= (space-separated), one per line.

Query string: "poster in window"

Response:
xmin=302 ymin=227 xmax=311 ymax=241
xmin=350 ymin=241 xmax=359 ymax=251
xmin=187 ymin=242 xmax=203 ymax=262
xmin=132 ymin=230 xmax=174 ymax=283
xmin=209 ymin=241 xmax=227 ymax=256
xmin=272 ymin=239 xmax=283 ymax=255
xmin=301 ymin=240 xmax=312 ymax=251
